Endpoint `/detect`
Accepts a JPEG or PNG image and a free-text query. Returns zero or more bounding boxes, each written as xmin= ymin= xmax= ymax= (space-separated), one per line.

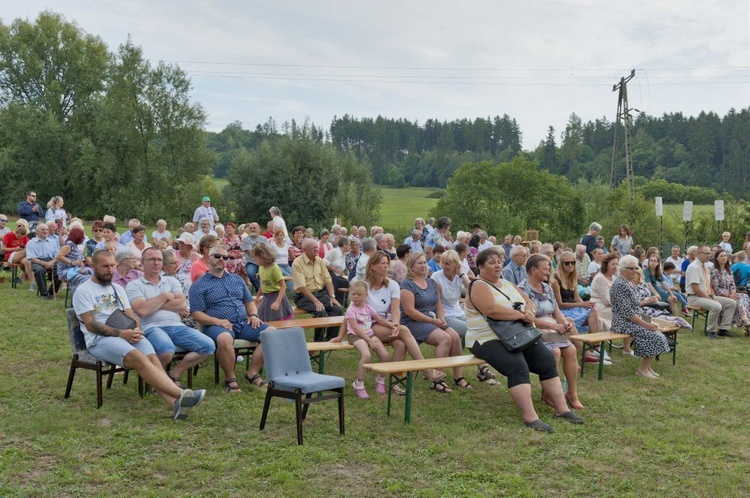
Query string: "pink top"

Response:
xmin=345 ymin=302 xmax=378 ymax=336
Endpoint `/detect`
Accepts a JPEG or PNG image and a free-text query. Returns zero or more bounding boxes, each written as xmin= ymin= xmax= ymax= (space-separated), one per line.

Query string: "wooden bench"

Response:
xmin=306 ymin=341 xmax=355 ymax=374
xmin=570 ymin=332 xmax=630 ymax=380
xmin=7 ymin=263 xmax=23 ymax=289
xmin=687 ymin=305 xmax=709 ymax=334
xmin=652 ymin=318 xmax=680 ymax=365
xmin=267 ymin=315 xmax=344 ymax=330
xmin=365 ymin=355 xmax=485 ymax=424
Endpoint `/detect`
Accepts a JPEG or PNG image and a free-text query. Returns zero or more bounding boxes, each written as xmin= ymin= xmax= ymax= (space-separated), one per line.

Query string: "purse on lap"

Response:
xmin=104 ymin=287 xmax=137 ymax=330
xmin=468 ymin=279 xmax=542 ymax=353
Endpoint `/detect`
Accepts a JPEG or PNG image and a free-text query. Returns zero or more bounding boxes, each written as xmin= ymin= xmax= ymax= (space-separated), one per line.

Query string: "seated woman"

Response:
xmin=643 ymin=254 xmax=682 ymax=317
xmin=466 ymin=249 xmax=583 ymax=432
xmin=125 ymin=225 xmax=151 ymax=260
xmin=431 ymin=250 xmax=498 ymax=385
xmin=55 ymin=226 xmax=92 ymax=292
xmin=427 ymin=245 xmax=445 ymax=274
xmin=221 ymin=222 xmax=245 ymax=280
xmin=151 ymin=219 xmax=172 ymax=247
xmin=190 ymin=235 xmax=219 ymax=283
xmin=551 ymin=250 xmax=600 ymax=334
xmin=661 ymin=261 xmax=690 ymax=315
xmin=391 ymin=244 xmax=411 ymax=284
xmin=611 ymin=255 xmax=671 ymax=379
xmin=400 ymin=252 xmax=471 ymax=393
xmin=521 ymin=254 xmax=584 ymax=410
xmin=590 ymin=253 xmax=619 ymax=331
xmin=710 ymin=249 xmax=750 ymax=335
xmin=270 ymin=229 xmax=292 ymax=277
xmin=345 ymin=237 xmax=361 ymax=283
xmin=633 ymin=269 xmax=692 ymax=331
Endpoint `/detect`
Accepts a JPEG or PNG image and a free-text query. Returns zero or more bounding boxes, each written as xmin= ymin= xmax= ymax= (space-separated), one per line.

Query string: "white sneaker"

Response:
xmin=29 ymin=283 xmax=37 ymax=292
xmin=622 ymin=350 xmax=636 ymax=357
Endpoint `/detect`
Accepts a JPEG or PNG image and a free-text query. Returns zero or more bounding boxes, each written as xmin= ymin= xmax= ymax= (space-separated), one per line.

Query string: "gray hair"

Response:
xmin=362 ymin=237 xmax=377 ymax=252
xmin=492 ymin=245 xmax=506 ymax=257
xmin=115 ymin=247 xmax=137 ymax=264
xmin=373 ymin=233 xmax=386 ymax=244
xmin=687 ymin=245 xmax=698 ymax=256
xmin=411 ymin=228 xmax=421 ymax=237
xmin=589 ymin=222 xmax=602 ymax=231
xmin=617 ymin=254 xmax=639 ymax=275
xmin=510 ymin=245 xmax=526 ymax=257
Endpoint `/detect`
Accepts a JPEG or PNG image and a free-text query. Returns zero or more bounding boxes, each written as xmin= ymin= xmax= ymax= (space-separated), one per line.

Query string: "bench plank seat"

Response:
xmin=570 ymin=332 xmax=629 ymax=380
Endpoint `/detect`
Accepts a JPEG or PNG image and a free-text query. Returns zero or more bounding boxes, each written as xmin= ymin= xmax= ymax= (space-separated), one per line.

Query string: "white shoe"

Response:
xmin=635 ymin=369 xmax=658 ymax=379
xmin=29 ymin=283 xmax=37 ymax=292
xmin=622 ymin=350 xmax=636 ymax=357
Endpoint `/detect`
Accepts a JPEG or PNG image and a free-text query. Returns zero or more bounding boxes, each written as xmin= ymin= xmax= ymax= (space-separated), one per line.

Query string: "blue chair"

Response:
xmin=259 ymin=327 xmax=345 ymax=445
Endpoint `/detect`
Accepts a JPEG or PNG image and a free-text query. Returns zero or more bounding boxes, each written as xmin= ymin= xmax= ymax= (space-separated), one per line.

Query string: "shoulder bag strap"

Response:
xmin=467 ymin=278 xmax=512 ymax=319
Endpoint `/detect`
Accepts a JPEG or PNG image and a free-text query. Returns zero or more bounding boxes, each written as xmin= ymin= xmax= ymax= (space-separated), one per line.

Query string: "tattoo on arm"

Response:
xmin=85 ymin=312 xmax=120 ymax=337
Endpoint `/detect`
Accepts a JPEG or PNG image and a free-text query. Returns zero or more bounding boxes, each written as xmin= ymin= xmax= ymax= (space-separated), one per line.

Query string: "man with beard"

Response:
xmin=73 ymin=250 xmax=205 ymax=420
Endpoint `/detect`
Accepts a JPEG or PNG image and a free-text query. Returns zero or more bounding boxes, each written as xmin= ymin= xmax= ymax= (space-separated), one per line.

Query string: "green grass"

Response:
xmin=1 ymin=279 xmax=750 ymax=496
xmin=378 ymin=187 xmax=442 ymax=238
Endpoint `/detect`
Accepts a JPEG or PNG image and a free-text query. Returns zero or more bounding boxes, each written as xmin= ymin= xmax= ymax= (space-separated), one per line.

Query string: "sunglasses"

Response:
xmin=211 ymin=254 xmax=229 ymax=260
xmin=562 ymin=261 xmax=576 ymax=266
xmin=0 ymin=219 xmax=7 ymax=222
xmin=93 ymin=228 xmax=103 ymax=232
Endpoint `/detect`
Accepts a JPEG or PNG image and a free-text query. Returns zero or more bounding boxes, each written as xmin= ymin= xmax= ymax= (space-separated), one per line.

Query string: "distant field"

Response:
xmin=379 ymin=187 xmax=442 ymax=237
xmin=662 ymin=203 xmax=715 ymax=222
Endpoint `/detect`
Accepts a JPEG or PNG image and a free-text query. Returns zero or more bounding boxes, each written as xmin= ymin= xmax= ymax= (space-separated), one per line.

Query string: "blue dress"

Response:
xmin=400 ymin=278 xmax=441 ymax=343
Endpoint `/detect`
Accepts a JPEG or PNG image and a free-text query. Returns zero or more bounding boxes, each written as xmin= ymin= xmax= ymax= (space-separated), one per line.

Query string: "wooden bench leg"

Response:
xmin=404 ymin=372 xmax=414 ymax=424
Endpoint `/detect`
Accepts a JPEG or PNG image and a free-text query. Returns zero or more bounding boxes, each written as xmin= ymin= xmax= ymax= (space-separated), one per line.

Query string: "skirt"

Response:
xmin=258 ymin=291 xmax=295 ymax=322
xmin=560 ymin=306 xmax=591 ymax=331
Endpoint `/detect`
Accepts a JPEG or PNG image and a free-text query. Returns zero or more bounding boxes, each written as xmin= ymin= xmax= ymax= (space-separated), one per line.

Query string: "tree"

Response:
xmin=227 ymin=137 xmax=380 ymax=228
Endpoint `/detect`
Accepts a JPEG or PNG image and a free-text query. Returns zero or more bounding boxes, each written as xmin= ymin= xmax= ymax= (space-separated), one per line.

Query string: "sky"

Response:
xmin=4 ymin=1 xmax=749 ymax=148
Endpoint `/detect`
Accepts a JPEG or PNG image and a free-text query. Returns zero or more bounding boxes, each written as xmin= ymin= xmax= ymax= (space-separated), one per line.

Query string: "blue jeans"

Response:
xmin=145 ymin=325 xmax=216 ymax=355
xmin=245 ymin=262 xmax=260 ymax=293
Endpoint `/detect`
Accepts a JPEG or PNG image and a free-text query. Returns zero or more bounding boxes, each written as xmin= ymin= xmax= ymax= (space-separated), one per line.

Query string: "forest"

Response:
xmin=208 ymin=109 xmax=749 ymax=199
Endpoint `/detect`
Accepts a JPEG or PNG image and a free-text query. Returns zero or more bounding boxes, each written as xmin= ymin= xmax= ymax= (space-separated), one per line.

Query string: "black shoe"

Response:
xmin=718 ymin=329 xmax=737 ymax=338
xmin=706 ymin=332 xmax=718 ymax=339
xmin=41 ymin=294 xmax=53 ymax=300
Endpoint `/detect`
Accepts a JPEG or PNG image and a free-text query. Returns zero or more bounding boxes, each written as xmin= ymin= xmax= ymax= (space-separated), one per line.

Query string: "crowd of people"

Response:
xmin=3 ymin=191 xmax=749 ymax=431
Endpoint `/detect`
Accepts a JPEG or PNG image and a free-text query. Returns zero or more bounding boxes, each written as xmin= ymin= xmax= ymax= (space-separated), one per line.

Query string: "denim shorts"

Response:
xmin=145 ymin=325 xmax=216 ymax=355
xmin=88 ymin=335 xmax=156 ymax=366
xmin=203 ymin=322 xmax=269 ymax=343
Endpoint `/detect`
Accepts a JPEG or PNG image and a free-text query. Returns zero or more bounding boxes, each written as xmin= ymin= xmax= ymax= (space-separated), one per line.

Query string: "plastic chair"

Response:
xmin=64 ymin=308 xmax=142 ymax=408
xmin=259 ymin=327 xmax=345 ymax=445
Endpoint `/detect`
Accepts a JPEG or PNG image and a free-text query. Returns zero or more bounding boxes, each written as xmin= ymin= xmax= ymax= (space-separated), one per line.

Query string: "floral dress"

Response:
xmin=710 ymin=267 xmax=750 ymax=327
xmin=222 ymin=234 xmax=244 ymax=276
xmin=610 ymin=277 xmax=671 ymax=358
xmin=634 ymin=284 xmax=692 ymax=330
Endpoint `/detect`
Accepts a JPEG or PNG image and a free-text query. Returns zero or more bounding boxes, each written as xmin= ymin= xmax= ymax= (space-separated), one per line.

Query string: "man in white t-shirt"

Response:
xmin=193 ymin=196 xmax=219 ymax=229
xmin=73 ymin=250 xmax=205 ymax=419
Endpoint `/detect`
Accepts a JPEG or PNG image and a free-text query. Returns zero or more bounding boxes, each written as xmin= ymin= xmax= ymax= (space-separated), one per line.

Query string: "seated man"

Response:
xmin=73 ymin=250 xmax=205 ymax=419
xmin=25 ymin=223 xmax=61 ymax=299
xmin=194 ymin=217 xmax=217 ymax=244
xmin=189 ymin=245 xmax=270 ymax=393
xmin=126 ymin=247 xmax=215 ymax=388
xmin=686 ymin=245 xmax=737 ymax=339
xmin=404 ymin=228 xmax=424 ymax=253
xmin=502 ymin=245 xmax=529 ymax=285
xmin=353 ymin=237 xmax=377 ymax=282
xmin=292 ymin=238 xmax=343 ymax=341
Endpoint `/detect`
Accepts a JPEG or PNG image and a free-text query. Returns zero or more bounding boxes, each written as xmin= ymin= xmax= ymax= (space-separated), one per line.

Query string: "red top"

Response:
xmin=3 ymin=232 xmax=28 ymax=261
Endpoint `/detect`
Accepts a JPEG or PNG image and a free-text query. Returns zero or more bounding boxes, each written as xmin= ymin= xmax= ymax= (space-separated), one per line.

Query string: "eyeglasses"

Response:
xmin=624 ymin=266 xmax=640 ymax=271
xmin=211 ymin=254 xmax=229 ymax=260
xmin=699 ymin=251 xmax=711 ymax=255
xmin=562 ymin=261 xmax=576 ymax=266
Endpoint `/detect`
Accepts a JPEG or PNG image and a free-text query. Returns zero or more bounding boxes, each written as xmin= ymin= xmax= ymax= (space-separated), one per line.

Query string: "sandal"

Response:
xmin=392 ymin=385 xmax=406 ymax=396
xmin=168 ymin=373 xmax=183 ymax=389
xmin=565 ymin=392 xmax=585 ymax=410
xmin=477 ymin=365 xmax=499 ymax=385
xmin=224 ymin=377 xmax=242 ymax=393
xmin=245 ymin=373 xmax=267 ymax=387
xmin=430 ymin=380 xmax=452 ymax=394
xmin=453 ymin=377 xmax=474 ymax=390
xmin=424 ymin=369 xmax=446 ymax=382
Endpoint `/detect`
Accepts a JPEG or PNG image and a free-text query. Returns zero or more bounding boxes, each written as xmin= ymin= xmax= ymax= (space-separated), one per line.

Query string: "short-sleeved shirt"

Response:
xmin=685 ymin=259 xmax=709 ymax=295
xmin=259 ymin=263 xmax=284 ymax=293
xmin=241 ymin=235 xmax=266 ymax=265
xmin=430 ymin=270 xmax=465 ymax=318
xmin=112 ymin=268 xmax=142 ymax=289
xmin=2 ymin=232 xmax=28 ymax=256
xmin=366 ymin=279 xmax=400 ymax=318
xmin=345 ymin=302 xmax=378 ymax=335
xmin=73 ymin=280 xmax=130 ymax=348
xmin=126 ymin=275 xmax=183 ymax=330
xmin=731 ymin=262 xmax=750 ymax=287
xmin=324 ymin=247 xmax=346 ymax=272
xmin=189 ymin=271 xmax=252 ymax=332
xmin=610 ymin=236 xmax=633 ymax=255
xmin=25 ymin=235 xmax=60 ymax=260
xmin=292 ymin=253 xmax=332 ymax=292
xmin=190 ymin=259 xmax=209 ymax=283
xmin=353 ymin=253 xmax=369 ymax=282
xmin=425 ymin=230 xmax=450 ymax=251
xmin=151 ymin=230 xmax=172 ymax=242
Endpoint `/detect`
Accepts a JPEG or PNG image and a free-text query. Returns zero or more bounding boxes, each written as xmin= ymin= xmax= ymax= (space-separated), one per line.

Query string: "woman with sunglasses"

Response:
xmin=551 ymin=250 xmax=600 ymax=335
xmin=610 ymin=255 xmax=671 ymax=379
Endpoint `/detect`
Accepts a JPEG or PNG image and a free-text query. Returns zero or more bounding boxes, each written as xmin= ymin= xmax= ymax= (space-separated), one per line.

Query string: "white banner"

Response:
xmin=655 ymin=197 xmax=663 ymax=217
xmin=682 ymin=201 xmax=693 ymax=222
xmin=715 ymin=200 xmax=724 ymax=221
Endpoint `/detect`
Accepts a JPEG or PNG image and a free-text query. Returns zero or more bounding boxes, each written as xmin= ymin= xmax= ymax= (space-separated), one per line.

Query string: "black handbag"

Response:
xmin=104 ymin=287 xmax=137 ymax=330
xmin=468 ymin=279 xmax=542 ymax=352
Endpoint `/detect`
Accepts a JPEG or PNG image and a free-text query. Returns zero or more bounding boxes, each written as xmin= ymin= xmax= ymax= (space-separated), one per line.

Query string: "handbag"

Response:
xmin=468 ymin=279 xmax=542 ymax=352
xmin=104 ymin=287 xmax=137 ymax=330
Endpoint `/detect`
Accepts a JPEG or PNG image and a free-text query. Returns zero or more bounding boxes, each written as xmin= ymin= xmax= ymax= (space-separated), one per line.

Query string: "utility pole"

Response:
xmin=609 ymin=69 xmax=637 ymax=197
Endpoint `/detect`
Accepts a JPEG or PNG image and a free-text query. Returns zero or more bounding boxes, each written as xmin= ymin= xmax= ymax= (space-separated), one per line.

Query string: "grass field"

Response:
xmin=1 ymin=277 xmax=750 ymax=496
xmin=378 ymin=187 xmax=441 ymax=237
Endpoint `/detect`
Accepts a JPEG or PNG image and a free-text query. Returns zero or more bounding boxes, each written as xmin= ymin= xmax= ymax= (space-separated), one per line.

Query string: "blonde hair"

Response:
xmin=556 ymin=250 xmax=577 ymax=290
xmin=405 ymin=252 xmax=427 ymax=280
xmin=441 ymin=249 xmax=461 ymax=267
xmin=348 ymin=280 xmax=367 ymax=296
xmin=103 ymin=215 xmax=116 ymax=224
xmin=252 ymin=243 xmax=276 ymax=264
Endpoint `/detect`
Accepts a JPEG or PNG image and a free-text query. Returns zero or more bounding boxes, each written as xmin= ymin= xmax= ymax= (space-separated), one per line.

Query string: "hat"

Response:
xmin=202 ymin=196 xmax=211 ymax=202
xmin=176 ymin=232 xmax=196 ymax=246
